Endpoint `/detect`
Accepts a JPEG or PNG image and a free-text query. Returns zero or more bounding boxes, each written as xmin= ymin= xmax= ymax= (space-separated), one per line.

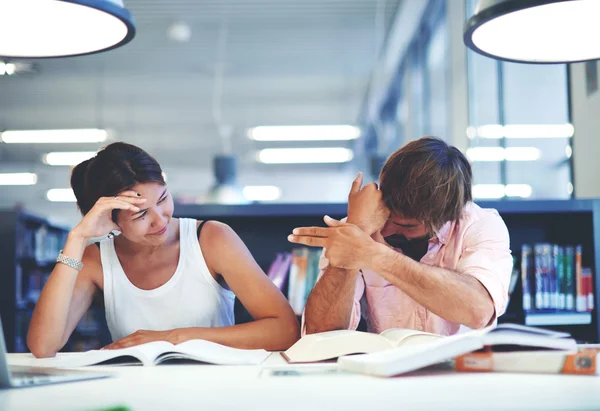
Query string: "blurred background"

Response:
xmin=1 ymin=0 xmax=594 ymax=226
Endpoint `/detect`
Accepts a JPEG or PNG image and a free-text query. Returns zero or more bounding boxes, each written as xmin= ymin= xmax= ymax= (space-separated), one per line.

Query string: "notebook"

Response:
xmin=9 ymin=339 xmax=270 ymax=368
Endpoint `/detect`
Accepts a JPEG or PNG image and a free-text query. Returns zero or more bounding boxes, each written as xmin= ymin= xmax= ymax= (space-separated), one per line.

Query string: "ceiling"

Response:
xmin=0 ymin=0 xmax=400 ymax=222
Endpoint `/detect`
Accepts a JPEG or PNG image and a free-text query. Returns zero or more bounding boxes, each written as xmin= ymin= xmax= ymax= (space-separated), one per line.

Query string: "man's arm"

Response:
xmin=303 ymin=266 xmax=362 ymax=334
xmin=289 ymin=214 xmax=512 ymax=330
xmin=372 ymin=248 xmax=495 ymax=329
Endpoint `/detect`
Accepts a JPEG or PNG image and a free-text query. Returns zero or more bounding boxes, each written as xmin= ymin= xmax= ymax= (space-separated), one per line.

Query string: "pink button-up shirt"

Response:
xmin=303 ymin=202 xmax=513 ymax=336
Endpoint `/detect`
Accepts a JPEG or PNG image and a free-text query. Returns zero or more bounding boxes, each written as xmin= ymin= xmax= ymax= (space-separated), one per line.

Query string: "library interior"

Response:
xmin=1 ymin=0 xmax=600 ymax=410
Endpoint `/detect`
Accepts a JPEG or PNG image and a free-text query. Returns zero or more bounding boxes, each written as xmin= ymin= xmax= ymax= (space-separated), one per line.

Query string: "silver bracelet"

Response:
xmin=56 ymin=250 xmax=84 ymax=271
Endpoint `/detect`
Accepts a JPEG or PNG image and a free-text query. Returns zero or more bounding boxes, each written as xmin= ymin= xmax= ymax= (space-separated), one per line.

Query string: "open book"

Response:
xmin=283 ymin=328 xmax=443 ymax=363
xmin=10 ymin=340 xmax=270 ymax=368
xmin=337 ymin=323 xmax=578 ymax=377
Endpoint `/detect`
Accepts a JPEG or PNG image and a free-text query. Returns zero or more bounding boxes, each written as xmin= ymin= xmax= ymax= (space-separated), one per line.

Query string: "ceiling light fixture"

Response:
xmin=1 ymin=129 xmax=108 ymax=144
xmin=464 ymin=0 xmax=600 ymax=63
xmin=257 ymin=148 xmax=354 ymax=164
xmin=0 ymin=0 xmax=135 ymax=59
xmin=0 ymin=173 xmax=37 ymax=186
xmin=43 ymin=151 xmax=97 ymax=166
xmin=248 ymin=125 xmax=361 ymax=141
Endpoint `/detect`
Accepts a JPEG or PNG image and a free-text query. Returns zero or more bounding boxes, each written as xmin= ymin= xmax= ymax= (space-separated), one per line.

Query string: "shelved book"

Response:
xmin=335 ymin=324 xmax=577 ymax=377
xmin=9 ymin=340 xmax=270 ymax=368
xmin=521 ymin=243 xmax=594 ymax=313
xmin=455 ymin=346 xmax=600 ymax=376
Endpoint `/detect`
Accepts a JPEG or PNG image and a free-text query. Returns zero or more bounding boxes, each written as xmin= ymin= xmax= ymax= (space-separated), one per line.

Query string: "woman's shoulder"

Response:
xmin=195 ymin=220 xmax=237 ymax=241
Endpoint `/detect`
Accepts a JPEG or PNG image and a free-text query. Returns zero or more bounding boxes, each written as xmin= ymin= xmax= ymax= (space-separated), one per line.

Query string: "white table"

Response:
xmin=2 ymin=353 xmax=600 ymax=411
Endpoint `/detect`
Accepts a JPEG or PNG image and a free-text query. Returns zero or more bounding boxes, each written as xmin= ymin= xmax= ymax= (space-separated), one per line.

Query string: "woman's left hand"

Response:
xmin=102 ymin=329 xmax=178 ymax=350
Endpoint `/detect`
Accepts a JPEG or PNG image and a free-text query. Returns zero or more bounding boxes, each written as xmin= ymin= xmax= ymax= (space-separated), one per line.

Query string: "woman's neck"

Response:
xmin=114 ymin=219 xmax=178 ymax=257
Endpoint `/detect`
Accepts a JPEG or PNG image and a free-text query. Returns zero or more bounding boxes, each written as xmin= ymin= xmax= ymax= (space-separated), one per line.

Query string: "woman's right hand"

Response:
xmin=71 ymin=191 xmax=146 ymax=241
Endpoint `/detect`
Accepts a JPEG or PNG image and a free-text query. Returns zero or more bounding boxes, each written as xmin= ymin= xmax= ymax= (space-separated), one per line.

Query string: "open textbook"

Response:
xmin=337 ymin=323 xmax=578 ymax=377
xmin=283 ymin=328 xmax=443 ymax=363
xmin=10 ymin=339 xmax=270 ymax=368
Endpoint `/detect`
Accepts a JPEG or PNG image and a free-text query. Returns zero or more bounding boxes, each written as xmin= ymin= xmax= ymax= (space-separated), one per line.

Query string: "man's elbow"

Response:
xmin=467 ymin=301 xmax=496 ymax=330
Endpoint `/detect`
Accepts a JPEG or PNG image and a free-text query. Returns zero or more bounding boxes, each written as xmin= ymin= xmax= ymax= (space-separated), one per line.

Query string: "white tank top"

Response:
xmin=100 ymin=218 xmax=235 ymax=341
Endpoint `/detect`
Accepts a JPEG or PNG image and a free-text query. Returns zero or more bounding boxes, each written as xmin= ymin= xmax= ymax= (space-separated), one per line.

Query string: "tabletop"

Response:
xmin=2 ymin=353 xmax=600 ymax=411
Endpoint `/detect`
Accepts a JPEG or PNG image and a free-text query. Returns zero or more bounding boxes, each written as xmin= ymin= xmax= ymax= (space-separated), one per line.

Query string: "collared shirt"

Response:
xmin=302 ymin=202 xmax=513 ymax=336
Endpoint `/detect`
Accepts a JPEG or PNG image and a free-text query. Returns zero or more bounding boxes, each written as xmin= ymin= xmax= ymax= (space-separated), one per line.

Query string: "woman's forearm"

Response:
xmin=27 ymin=232 xmax=91 ymax=357
xmin=172 ymin=316 xmax=300 ymax=351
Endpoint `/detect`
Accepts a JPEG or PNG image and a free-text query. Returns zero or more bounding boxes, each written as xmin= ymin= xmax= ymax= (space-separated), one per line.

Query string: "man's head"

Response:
xmin=379 ymin=136 xmax=472 ymax=239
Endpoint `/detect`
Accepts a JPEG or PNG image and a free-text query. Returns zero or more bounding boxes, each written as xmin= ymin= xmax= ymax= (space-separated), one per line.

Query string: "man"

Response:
xmin=288 ymin=137 xmax=512 ymax=336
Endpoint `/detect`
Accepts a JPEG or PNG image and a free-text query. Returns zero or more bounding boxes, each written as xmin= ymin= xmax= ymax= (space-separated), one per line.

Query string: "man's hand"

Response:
xmin=288 ymin=216 xmax=384 ymax=270
xmin=102 ymin=329 xmax=177 ymax=350
xmin=347 ymin=172 xmax=390 ymax=235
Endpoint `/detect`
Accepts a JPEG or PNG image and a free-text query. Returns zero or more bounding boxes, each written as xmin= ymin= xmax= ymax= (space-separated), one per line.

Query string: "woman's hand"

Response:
xmin=71 ymin=191 xmax=146 ymax=241
xmin=102 ymin=329 xmax=178 ymax=350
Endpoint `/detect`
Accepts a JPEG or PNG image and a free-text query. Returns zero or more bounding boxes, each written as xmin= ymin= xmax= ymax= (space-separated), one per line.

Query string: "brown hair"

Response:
xmin=379 ymin=136 xmax=472 ymax=233
xmin=71 ymin=142 xmax=165 ymax=215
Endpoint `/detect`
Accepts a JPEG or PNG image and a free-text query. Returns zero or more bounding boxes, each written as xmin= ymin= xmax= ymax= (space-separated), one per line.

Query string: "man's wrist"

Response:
xmin=368 ymin=242 xmax=402 ymax=272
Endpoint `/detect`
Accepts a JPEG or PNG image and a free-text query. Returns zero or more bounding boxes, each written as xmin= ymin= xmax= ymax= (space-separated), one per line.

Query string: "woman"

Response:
xmin=28 ymin=142 xmax=299 ymax=358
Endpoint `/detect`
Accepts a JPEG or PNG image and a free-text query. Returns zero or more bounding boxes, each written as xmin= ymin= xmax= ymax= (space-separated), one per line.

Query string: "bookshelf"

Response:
xmin=176 ymin=199 xmax=600 ymax=342
xmin=0 ymin=210 xmax=111 ymax=353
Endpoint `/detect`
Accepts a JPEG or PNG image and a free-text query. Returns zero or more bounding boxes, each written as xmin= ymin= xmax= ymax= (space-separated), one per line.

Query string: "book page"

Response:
xmin=156 ymin=339 xmax=270 ymax=365
xmin=380 ymin=329 xmax=442 ymax=347
xmin=283 ymin=330 xmax=394 ymax=363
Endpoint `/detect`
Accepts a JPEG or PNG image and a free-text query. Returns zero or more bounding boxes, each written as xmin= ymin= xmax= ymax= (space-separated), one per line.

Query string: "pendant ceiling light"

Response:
xmin=0 ymin=0 xmax=135 ymax=58
xmin=464 ymin=0 xmax=600 ymax=64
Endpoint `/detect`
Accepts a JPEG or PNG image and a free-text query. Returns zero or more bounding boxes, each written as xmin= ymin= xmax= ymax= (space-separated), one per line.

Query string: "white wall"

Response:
xmin=570 ymin=61 xmax=600 ymax=198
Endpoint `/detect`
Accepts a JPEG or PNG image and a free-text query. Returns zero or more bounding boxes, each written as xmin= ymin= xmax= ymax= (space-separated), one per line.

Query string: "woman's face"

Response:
xmin=116 ymin=182 xmax=174 ymax=245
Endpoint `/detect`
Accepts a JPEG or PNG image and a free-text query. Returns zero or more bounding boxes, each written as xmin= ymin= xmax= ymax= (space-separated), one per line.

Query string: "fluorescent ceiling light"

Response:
xmin=257 ymin=148 xmax=354 ymax=164
xmin=43 ymin=151 xmax=96 ymax=166
xmin=464 ymin=0 xmax=600 ymax=63
xmin=248 ymin=125 xmax=360 ymax=141
xmin=242 ymin=186 xmax=281 ymax=202
xmin=468 ymin=124 xmax=574 ymax=139
xmin=473 ymin=184 xmax=532 ymax=199
xmin=504 ymin=184 xmax=533 ymax=198
xmin=466 ymin=147 xmax=541 ymax=162
xmin=0 ymin=173 xmax=37 ymax=186
xmin=0 ymin=62 xmax=16 ymax=75
xmin=1 ymin=129 xmax=108 ymax=144
xmin=0 ymin=0 xmax=135 ymax=58
xmin=46 ymin=188 xmax=77 ymax=202
xmin=472 ymin=184 xmax=505 ymax=199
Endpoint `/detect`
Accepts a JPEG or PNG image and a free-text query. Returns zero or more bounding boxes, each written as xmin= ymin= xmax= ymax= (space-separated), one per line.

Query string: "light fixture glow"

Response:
xmin=468 ymin=124 xmax=574 ymax=139
xmin=0 ymin=173 xmax=37 ymax=186
xmin=504 ymin=184 xmax=533 ymax=198
xmin=566 ymin=145 xmax=573 ymax=159
xmin=472 ymin=183 xmax=533 ymax=199
xmin=466 ymin=147 xmax=540 ymax=162
xmin=257 ymin=148 xmax=354 ymax=164
xmin=43 ymin=151 xmax=96 ymax=166
xmin=473 ymin=184 xmax=506 ymax=199
xmin=465 ymin=0 xmax=600 ymax=63
xmin=0 ymin=0 xmax=135 ymax=58
xmin=46 ymin=188 xmax=77 ymax=202
xmin=1 ymin=129 xmax=108 ymax=144
xmin=248 ymin=125 xmax=360 ymax=141
xmin=242 ymin=186 xmax=281 ymax=202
